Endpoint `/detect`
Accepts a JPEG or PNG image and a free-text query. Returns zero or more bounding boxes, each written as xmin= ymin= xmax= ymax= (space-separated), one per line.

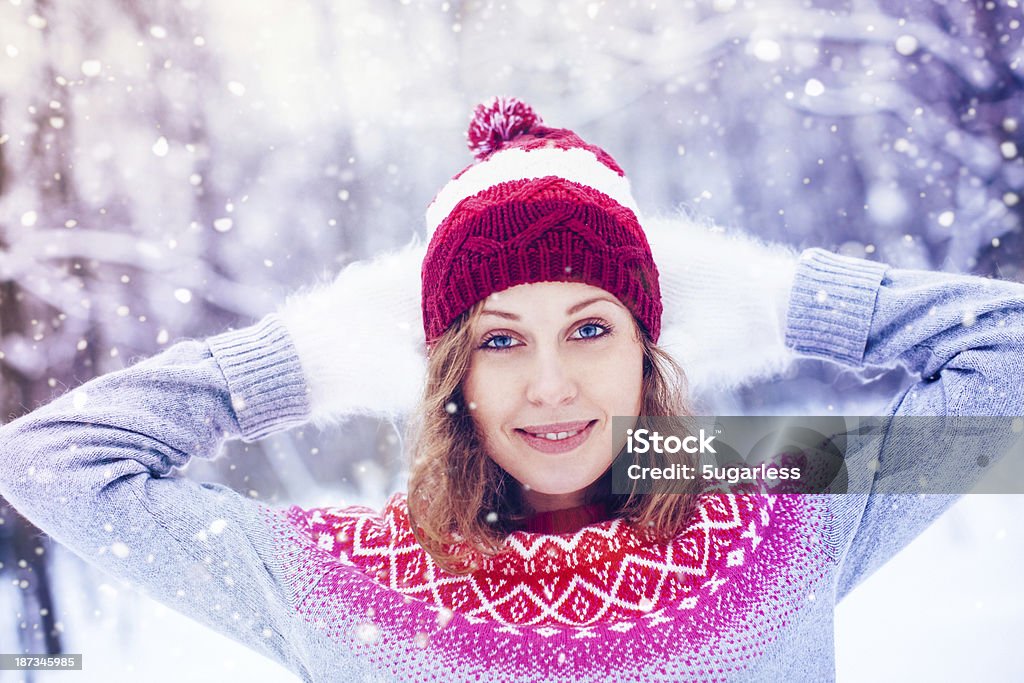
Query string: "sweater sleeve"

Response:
xmin=784 ymin=248 xmax=1024 ymax=599
xmin=0 ymin=315 xmax=315 ymax=677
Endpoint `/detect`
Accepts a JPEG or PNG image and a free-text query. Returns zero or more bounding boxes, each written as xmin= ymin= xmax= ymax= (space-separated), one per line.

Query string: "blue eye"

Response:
xmin=482 ymin=334 xmax=518 ymax=350
xmin=575 ymin=322 xmax=610 ymax=339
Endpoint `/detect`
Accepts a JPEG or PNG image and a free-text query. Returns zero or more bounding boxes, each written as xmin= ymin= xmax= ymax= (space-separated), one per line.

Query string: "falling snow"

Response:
xmin=151 ymin=136 xmax=169 ymax=157
xmin=71 ymin=390 xmax=88 ymax=410
xmin=354 ymin=622 xmax=381 ymax=643
xmin=80 ymin=59 xmax=101 ymax=77
xmin=0 ymin=0 xmax=1022 ymax=680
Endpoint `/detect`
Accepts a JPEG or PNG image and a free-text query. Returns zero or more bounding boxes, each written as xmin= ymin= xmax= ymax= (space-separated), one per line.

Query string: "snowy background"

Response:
xmin=0 ymin=0 xmax=1022 ymax=680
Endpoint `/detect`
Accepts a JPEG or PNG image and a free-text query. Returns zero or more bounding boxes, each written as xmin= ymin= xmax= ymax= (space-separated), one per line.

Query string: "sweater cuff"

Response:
xmin=207 ymin=315 xmax=310 ymax=441
xmin=785 ymin=248 xmax=889 ymax=367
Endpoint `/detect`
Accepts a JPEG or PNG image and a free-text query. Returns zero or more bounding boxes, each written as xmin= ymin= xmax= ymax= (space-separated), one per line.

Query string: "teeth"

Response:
xmin=535 ymin=429 xmax=580 ymax=441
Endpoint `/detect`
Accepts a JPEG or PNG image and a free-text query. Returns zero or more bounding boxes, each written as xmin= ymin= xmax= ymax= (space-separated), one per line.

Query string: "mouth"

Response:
xmin=516 ymin=420 xmax=597 ymax=454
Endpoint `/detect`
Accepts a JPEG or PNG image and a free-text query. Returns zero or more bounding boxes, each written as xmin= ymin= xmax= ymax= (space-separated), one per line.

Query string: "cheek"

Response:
xmin=590 ymin=344 xmax=645 ymax=409
xmin=463 ymin=363 xmax=509 ymax=436
xmin=462 ymin=356 xmax=492 ymax=406
xmin=464 ymin=355 xmax=529 ymax=406
xmin=463 ymin=363 xmax=489 ymax=410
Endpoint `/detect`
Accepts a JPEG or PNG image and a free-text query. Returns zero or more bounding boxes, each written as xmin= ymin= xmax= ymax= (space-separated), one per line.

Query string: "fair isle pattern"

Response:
xmin=298 ymin=493 xmax=764 ymax=627
xmin=269 ymin=493 xmax=834 ymax=681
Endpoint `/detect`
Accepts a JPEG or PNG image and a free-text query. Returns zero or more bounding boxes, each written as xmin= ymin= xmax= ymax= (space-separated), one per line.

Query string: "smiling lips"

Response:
xmin=517 ymin=420 xmax=596 ymax=454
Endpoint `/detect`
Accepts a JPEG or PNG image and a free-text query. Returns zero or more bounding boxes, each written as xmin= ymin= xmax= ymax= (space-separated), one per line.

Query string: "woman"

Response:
xmin=1 ymin=98 xmax=1022 ymax=681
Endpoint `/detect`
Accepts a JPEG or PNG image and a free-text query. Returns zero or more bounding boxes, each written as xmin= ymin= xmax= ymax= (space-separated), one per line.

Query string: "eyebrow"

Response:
xmin=479 ymin=296 xmax=620 ymax=321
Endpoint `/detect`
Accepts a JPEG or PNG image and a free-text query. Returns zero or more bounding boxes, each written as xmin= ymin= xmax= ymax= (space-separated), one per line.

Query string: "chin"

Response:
xmin=528 ymin=472 xmax=606 ymax=497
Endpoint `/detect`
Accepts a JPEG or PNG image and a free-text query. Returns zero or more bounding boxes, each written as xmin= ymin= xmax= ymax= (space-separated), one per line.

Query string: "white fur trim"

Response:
xmin=644 ymin=215 xmax=800 ymax=400
xmin=425 ymin=146 xmax=640 ymax=238
xmin=278 ymin=239 xmax=427 ymax=425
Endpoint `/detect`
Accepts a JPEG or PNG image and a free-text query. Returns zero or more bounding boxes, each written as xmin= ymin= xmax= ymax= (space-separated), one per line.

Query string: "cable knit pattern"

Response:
xmin=1 ymin=248 xmax=1023 ymax=681
xmin=422 ymin=176 xmax=661 ymax=341
xmin=426 ymin=146 xmax=640 ymax=237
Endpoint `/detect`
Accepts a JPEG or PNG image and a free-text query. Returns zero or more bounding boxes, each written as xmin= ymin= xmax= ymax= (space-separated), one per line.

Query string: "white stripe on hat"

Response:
xmin=425 ymin=146 xmax=640 ymax=239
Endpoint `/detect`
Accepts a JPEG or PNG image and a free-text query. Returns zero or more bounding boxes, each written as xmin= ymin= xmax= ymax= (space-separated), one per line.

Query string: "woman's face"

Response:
xmin=462 ymin=281 xmax=644 ymax=513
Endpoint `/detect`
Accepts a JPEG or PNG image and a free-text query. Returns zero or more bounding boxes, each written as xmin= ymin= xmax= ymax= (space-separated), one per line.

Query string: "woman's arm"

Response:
xmin=784 ymin=248 xmax=1024 ymax=598
xmin=787 ymin=247 xmax=1024 ymax=398
xmin=0 ymin=317 xmax=315 ymax=674
xmin=0 ymin=247 xmax=426 ymax=676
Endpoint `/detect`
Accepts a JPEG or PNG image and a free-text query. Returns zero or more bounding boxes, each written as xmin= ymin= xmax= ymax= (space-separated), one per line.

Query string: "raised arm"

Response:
xmin=0 ymin=245 xmax=428 ymax=677
xmin=787 ymin=247 xmax=1024 ymax=403
xmin=784 ymin=248 xmax=1024 ymax=597
xmin=0 ymin=316 xmax=312 ymax=673
xmin=648 ymin=220 xmax=1024 ymax=596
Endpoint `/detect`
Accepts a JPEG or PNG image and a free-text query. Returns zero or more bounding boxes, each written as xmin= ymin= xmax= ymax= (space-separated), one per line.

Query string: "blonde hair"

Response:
xmin=407 ymin=301 xmax=698 ymax=574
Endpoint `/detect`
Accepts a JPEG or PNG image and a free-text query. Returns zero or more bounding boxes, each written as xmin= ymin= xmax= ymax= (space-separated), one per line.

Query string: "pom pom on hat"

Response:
xmin=466 ymin=96 xmax=542 ymax=160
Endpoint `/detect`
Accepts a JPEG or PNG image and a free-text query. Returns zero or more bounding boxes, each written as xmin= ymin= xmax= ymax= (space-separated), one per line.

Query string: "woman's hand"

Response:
xmin=643 ymin=215 xmax=801 ymax=398
xmin=278 ymin=238 xmax=427 ymax=424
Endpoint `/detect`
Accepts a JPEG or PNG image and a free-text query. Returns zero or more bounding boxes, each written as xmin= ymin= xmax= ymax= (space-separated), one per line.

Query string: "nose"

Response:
xmin=524 ymin=348 xmax=579 ymax=407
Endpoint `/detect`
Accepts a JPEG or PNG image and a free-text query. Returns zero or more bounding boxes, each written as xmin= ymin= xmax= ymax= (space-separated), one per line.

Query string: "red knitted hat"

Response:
xmin=421 ymin=97 xmax=662 ymax=343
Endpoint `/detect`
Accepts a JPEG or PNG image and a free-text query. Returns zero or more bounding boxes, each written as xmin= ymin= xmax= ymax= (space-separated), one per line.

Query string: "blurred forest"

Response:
xmin=0 ymin=0 xmax=1021 ymax=680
